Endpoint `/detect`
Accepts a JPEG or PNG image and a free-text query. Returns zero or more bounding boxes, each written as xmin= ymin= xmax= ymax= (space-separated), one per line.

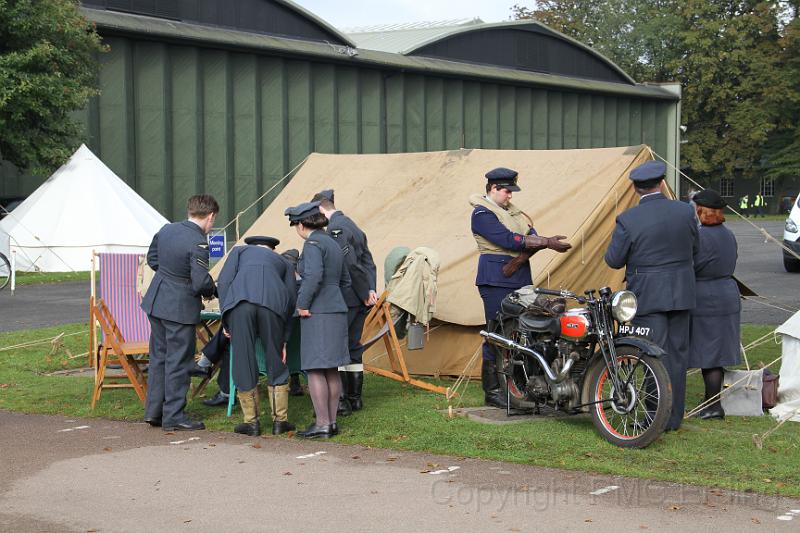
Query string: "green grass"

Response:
xmin=10 ymin=271 xmax=91 ymax=286
xmin=0 ymin=322 xmax=798 ymax=498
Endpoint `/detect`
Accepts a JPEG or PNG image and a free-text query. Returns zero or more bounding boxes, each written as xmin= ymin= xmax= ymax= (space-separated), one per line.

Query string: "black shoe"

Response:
xmin=296 ymin=423 xmax=332 ymax=439
xmin=144 ymin=417 xmax=162 ymax=427
xmin=481 ymin=360 xmax=508 ymax=409
xmin=234 ymin=421 xmax=261 ymax=436
xmin=330 ymin=422 xmax=339 ymax=436
xmin=337 ymin=396 xmax=352 ymax=417
xmin=696 ymin=405 xmax=725 ymax=420
xmin=163 ymin=420 xmax=205 ymax=431
xmin=189 ymin=362 xmax=212 ymax=378
xmin=289 ymin=374 xmax=304 ymax=396
xmin=347 ymin=371 xmax=364 ymax=411
xmin=272 ymin=420 xmax=296 ymax=435
xmin=202 ymin=392 xmax=229 ymax=407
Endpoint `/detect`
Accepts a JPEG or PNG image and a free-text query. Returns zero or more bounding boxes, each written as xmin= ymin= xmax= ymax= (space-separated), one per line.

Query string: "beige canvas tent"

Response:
xmin=223 ymin=145 xmax=654 ymax=378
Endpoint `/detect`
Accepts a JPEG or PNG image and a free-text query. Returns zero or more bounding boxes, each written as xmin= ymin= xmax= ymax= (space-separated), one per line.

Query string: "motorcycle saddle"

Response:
xmin=518 ymin=312 xmax=560 ymax=336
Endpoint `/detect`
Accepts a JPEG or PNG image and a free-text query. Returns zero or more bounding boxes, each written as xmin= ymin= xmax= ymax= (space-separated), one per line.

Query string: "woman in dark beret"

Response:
xmin=688 ymin=189 xmax=741 ymax=420
xmin=285 ymin=202 xmax=351 ymax=438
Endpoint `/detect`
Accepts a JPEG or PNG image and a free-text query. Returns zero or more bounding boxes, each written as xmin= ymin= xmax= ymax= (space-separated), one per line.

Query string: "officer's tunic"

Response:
xmin=141 ymin=220 xmax=216 ymax=426
xmin=297 ymin=229 xmax=350 ymax=370
xmin=604 ymin=192 xmax=699 ymax=430
xmin=327 ymin=211 xmax=376 ymax=365
xmin=688 ymin=223 xmax=741 ymax=368
xmin=470 ymin=194 xmax=537 ymax=362
xmin=217 ymin=245 xmax=297 ymax=389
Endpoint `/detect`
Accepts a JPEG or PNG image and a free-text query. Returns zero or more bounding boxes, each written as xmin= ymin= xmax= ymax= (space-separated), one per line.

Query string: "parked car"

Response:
xmin=784 ymin=194 xmax=800 ymax=272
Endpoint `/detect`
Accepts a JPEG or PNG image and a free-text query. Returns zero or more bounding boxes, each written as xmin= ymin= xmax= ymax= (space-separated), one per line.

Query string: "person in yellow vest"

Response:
xmin=739 ymin=194 xmax=749 ymax=217
xmin=470 ymin=167 xmax=572 ymax=408
xmin=753 ymin=193 xmax=766 ymax=217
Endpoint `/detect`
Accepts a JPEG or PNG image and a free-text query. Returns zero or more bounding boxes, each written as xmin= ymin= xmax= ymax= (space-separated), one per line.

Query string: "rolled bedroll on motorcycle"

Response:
xmin=481 ymin=285 xmax=672 ymax=449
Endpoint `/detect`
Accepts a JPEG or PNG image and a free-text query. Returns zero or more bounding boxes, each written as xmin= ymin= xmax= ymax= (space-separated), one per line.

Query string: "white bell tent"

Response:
xmin=0 ymin=144 xmax=168 ymax=272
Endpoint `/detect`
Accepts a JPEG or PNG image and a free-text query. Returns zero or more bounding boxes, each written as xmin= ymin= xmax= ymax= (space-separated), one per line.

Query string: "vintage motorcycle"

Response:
xmin=481 ymin=286 xmax=671 ymax=448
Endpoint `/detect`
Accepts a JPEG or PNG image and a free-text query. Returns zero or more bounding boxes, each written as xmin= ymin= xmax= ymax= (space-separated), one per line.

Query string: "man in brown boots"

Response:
xmin=216 ymin=235 xmax=298 ymax=436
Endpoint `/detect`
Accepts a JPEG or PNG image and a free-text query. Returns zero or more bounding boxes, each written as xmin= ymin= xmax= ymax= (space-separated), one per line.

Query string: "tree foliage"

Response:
xmin=0 ymin=0 xmax=106 ymax=174
xmin=513 ymin=1 xmax=799 ymax=182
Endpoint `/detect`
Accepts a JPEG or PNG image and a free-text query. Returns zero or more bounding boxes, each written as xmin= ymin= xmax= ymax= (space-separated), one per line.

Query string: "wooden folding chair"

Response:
xmin=91 ymin=298 xmax=149 ymax=407
xmin=362 ymin=290 xmax=448 ymax=395
xmin=89 ymin=252 xmax=152 ymax=408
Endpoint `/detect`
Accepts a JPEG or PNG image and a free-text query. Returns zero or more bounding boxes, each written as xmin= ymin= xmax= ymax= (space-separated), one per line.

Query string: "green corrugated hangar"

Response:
xmin=1 ymin=0 xmax=681 ymax=227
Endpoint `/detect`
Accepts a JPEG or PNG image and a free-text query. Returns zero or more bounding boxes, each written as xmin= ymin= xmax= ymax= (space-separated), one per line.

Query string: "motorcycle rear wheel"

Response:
xmin=585 ymin=346 xmax=671 ymax=449
xmin=491 ymin=319 xmax=539 ymax=410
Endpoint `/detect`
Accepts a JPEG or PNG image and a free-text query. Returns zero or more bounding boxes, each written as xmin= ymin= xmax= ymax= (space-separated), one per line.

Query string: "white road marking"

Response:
xmin=428 ymin=466 xmax=461 ymax=475
xmin=590 ymin=485 xmax=620 ymax=496
xmin=295 ymin=451 xmax=327 ymax=459
xmin=169 ymin=437 xmax=200 ymax=445
xmin=57 ymin=425 xmax=90 ymax=433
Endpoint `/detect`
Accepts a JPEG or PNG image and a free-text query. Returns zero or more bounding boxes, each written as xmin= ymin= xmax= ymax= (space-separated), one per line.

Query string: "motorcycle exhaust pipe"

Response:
xmin=480 ymin=330 xmax=576 ymax=384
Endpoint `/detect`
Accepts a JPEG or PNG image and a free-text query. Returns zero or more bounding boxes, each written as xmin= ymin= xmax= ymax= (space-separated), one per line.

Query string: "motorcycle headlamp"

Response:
xmin=611 ymin=290 xmax=637 ymax=323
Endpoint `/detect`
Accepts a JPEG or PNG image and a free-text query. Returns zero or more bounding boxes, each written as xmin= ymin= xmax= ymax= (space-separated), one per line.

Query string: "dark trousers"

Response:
xmin=226 ymin=301 xmax=288 ymax=390
xmin=201 ymin=330 xmax=230 ymax=395
xmin=478 ymin=285 xmax=517 ymax=362
xmin=346 ymin=304 xmax=369 ymax=365
xmin=633 ymin=310 xmax=691 ymax=430
xmin=145 ymin=316 xmax=196 ymax=426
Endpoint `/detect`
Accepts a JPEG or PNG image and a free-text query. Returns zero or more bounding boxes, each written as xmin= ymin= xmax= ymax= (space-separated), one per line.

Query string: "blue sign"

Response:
xmin=208 ymin=233 xmax=226 ymax=258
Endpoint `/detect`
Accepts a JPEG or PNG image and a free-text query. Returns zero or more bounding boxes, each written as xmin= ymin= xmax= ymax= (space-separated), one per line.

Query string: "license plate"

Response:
xmin=618 ymin=324 xmax=651 ymax=337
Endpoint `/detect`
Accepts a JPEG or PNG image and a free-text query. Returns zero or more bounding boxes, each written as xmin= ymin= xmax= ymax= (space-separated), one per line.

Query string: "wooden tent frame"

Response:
xmin=361 ymin=290 xmax=448 ymax=395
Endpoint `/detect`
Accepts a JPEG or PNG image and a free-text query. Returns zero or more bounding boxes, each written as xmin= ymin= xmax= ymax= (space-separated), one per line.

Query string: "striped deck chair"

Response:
xmin=90 ymin=253 xmax=150 ymax=408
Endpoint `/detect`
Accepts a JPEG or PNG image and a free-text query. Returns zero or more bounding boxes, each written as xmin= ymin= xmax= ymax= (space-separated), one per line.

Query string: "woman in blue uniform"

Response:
xmin=285 ymin=201 xmax=350 ymax=438
xmin=688 ymin=189 xmax=741 ymax=420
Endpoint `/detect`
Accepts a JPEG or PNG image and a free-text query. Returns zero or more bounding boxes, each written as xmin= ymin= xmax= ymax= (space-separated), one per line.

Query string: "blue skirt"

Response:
xmin=688 ymin=312 xmax=742 ymax=368
xmin=300 ymin=311 xmax=349 ymax=370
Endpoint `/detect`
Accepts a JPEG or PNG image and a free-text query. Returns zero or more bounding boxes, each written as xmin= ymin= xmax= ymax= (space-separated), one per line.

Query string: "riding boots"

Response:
xmin=337 ymin=371 xmax=353 ymax=416
xmin=481 ymin=359 xmax=508 ymax=409
xmin=234 ymin=387 xmax=261 ymax=436
xmin=346 ymin=371 xmax=364 ymax=411
xmin=268 ymin=384 xmax=296 ymax=435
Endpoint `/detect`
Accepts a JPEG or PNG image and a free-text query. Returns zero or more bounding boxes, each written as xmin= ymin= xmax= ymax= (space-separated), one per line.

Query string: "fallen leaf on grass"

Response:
xmin=102 ymin=447 xmax=112 ymax=452
xmin=251 ymin=443 xmax=262 ymax=449
xmin=0 ymin=383 xmax=11 ymax=389
xmin=762 ymin=478 xmax=772 ymax=483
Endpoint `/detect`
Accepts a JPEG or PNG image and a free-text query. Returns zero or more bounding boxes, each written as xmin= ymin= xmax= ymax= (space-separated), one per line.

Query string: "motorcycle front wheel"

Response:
xmin=585 ymin=346 xmax=671 ymax=449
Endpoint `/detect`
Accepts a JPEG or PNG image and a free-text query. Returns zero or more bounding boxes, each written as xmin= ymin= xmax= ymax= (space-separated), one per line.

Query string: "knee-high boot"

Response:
xmin=347 ymin=371 xmax=364 ymax=411
xmin=337 ymin=370 xmax=352 ymax=416
xmin=234 ymin=387 xmax=260 ymax=436
xmin=268 ymin=384 xmax=296 ymax=435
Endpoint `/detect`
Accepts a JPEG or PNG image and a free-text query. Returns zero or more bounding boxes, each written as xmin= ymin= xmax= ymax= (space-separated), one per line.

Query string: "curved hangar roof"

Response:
xmin=81 ymin=0 xmax=356 ymax=47
xmin=346 ymin=19 xmax=635 ymax=85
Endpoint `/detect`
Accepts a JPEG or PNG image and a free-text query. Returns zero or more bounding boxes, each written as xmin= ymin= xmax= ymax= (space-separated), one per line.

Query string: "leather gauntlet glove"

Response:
xmin=545 ymin=235 xmax=572 ymax=253
xmin=523 ymin=235 xmax=549 ymax=251
xmin=502 ymin=251 xmax=533 ymax=277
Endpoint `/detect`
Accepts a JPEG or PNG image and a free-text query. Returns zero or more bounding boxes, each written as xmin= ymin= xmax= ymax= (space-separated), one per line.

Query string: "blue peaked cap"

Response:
xmin=629 ymin=160 xmax=666 ymax=182
xmin=284 ymin=201 xmax=321 ymax=222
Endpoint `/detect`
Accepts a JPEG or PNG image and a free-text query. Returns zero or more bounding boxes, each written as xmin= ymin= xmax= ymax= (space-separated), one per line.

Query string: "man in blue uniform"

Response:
xmin=470 ymin=168 xmax=572 ymax=408
xmin=141 ymin=194 xmax=219 ymax=431
xmin=312 ymin=189 xmax=377 ymax=415
xmin=217 ymin=235 xmax=297 ymax=436
xmin=604 ymin=160 xmax=699 ymax=431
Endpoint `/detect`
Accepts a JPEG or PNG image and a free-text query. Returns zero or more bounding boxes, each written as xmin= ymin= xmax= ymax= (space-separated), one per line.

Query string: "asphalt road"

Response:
xmin=1 ymin=411 xmax=798 ymax=533
xmin=0 ymin=219 xmax=795 ymax=334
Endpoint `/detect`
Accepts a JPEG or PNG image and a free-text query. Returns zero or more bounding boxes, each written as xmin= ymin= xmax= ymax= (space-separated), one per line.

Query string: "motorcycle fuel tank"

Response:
xmin=559 ymin=310 xmax=590 ymax=340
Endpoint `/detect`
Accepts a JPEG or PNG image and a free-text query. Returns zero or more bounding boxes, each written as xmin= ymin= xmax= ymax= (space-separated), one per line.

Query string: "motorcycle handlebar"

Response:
xmin=534 ymin=287 xmax=572 ymax=298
